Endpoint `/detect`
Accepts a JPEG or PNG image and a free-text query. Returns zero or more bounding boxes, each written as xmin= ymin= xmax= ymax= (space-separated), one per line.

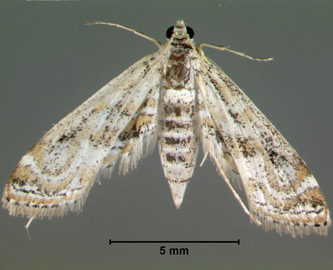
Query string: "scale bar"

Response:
xmin=109 ymin=239 xmax=240 ymax=245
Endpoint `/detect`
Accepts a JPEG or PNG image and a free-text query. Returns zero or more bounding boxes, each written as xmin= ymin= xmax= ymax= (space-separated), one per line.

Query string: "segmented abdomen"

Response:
xmin=159 ymin=88 xmax=197 ymax=182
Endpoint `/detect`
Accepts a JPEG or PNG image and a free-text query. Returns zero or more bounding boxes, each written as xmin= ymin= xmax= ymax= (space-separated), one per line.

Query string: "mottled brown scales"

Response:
xmin=166 ymin=153 xmax=176 ymax=162
xmin=174 ymin=107 xmax=182 ymax=117
xmin=144 ymin=96 xmax=156 ymax=107
xmin=296 ymin=161 xmax=312 ymax=179
xmin=134 ymin=115 xmax=152 ymax=131
xmin=165 ymin=120 xmax=190 ymax=130
xmin=244 ymin=107 xmax=253 ymax=122
xmin=165 ymin=137 xmax=181 ymax=145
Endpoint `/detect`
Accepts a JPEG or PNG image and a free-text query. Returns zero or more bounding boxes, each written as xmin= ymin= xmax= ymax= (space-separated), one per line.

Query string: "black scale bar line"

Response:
xmin=109 ymin=239 xmax=240 ymax=245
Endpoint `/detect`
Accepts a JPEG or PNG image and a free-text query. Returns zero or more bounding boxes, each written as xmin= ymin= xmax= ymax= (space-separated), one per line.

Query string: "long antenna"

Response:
xmin=86 ymin=21 xmax=161 ymax=48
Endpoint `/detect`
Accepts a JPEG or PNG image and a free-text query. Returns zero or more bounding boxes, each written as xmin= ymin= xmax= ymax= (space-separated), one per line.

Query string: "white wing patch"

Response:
xmin=2 ymin=20 xmax=330 ymax=237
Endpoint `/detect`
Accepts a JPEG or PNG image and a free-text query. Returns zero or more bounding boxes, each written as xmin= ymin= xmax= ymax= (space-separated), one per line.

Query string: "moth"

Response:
xmin=2 ymin=20 xmax=330 ymax=237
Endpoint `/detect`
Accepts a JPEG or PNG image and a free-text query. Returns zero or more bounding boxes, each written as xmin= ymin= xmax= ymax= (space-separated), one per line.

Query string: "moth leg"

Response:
xmin=24 ymin=217 xmax=34 ymax=229
xmin=199 ymin=152 xmax=209 ymax=167
xmin=24 ymin=217 xmax=34 ymax=239
xmin=212 ymin=156 xmax=262 ymax=226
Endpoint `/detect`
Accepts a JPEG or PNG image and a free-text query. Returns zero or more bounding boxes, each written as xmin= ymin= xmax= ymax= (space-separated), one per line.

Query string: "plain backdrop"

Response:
xmin=0 ymin=0 xmax=332 ymax=269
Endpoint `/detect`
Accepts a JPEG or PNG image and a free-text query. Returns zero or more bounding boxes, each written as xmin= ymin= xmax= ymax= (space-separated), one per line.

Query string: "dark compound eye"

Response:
xmin=166 ymin=26 xmax=195 ymax=39
xmin=186 ymin=26 xmax=194 ymax=39
xmin=166 ymin=26 xmax=174 ymax=38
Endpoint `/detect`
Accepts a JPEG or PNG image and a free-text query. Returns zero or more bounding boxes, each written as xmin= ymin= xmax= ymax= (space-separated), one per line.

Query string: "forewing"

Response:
xmin=2 ymin=52 xmax=162 ymax=219
xmin=196 ymin=57 xmax=330 ymax=237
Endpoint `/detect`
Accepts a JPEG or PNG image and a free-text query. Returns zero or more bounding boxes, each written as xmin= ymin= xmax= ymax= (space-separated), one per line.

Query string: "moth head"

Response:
xmin=166 ymin=20 xmax=194 ymax=40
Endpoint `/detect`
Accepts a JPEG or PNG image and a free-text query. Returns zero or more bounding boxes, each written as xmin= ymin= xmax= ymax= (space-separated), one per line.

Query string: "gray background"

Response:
xmin=1 ymin=0 xmax=332 ymax=269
